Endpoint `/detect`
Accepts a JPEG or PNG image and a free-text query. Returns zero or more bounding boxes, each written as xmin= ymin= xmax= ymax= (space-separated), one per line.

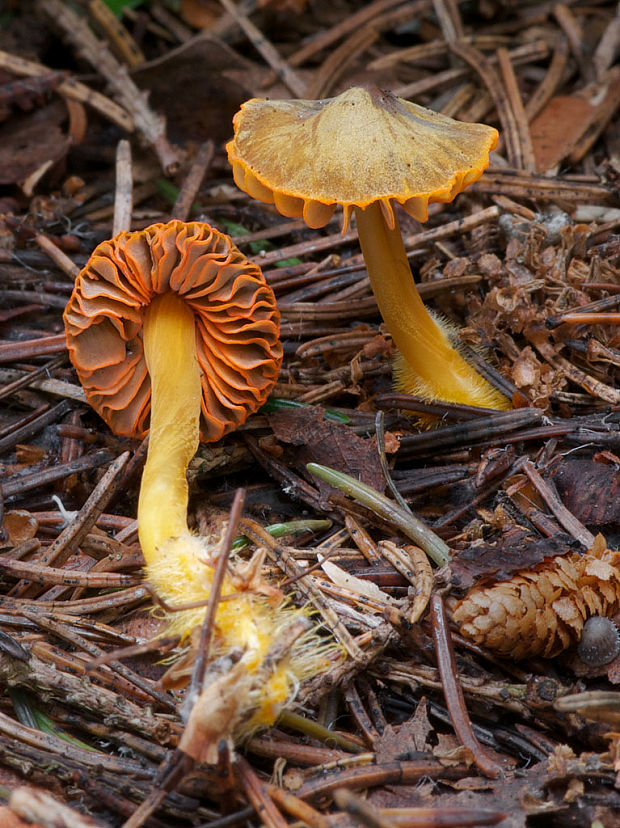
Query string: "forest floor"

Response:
xmin=0 ymin=1 xmax=619 ymax=826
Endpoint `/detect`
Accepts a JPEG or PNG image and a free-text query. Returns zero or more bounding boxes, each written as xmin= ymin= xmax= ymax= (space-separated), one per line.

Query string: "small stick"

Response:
xmin=170 ymin=140 xmax=214 ymax=222
xmin=40 ymin=0 xmax=180 ymax=172
xmin=395 ymin=40 xmax=549 ymax=101
xmin=375 ymin=411 xmax=410 ymax=512
xmin=0 ymin=400 xmax=70 ymax=455
xmin=239 ymin=516 xmax=366 ymax=662
xmin=398 ymin=409 xmax=544 ymax=455
xmin=36 ymin=452 xmax=130 ymax=570
xmin=188 ymin=487 xmax=246 ymax=697
xmin=1 ymin=451 xmax=113 ymax=499
xmin=34 ymin=234 xmax=80 ymax=278
xmin=334 ymin=788 xmax=399 ymax=828
xmin=430 ymin=594 xmax=504 ymax=779
xmin=235 ymin=755 xmax=289 ymax=828
xmin=343 ymin=683 xmax=380 ymax=747
xmin=432 ymin=0 xmax=464 ymax=41
xmin=0 ymin=557 xmax=136 ymax=589
xmin=525 ymin=35 xmax=570 ymax=121
xmin=526 ymin=325 xmax=620 ymax=404
xmin=20 ymin=609 xmax=175 ymax=710
xmin=217 ymin=0 xmax=306 ymax=97
xmin=497 ymin=47 xmax=536 ymax=173
xmin=450 ymin=41 xmax=523 ymax=169
xmin=0 ymin=48 xmax=133 ymax=131
xmin=267 ymin=784 xmax=331 ymax=828
xmin=0 ymin=333 xmax=67 ymax=363
xmin=0 ymin=354 xmax=65 ymax=402
xmin=521 ymin=461 xmax=595 ymax=548
xmin=87 ymin=0 xmax=145 ymax=67
xmin=113 ymin=139 xmax=133 ymax=236
xmin=290 ymin=0 xmax=420 ymax=68
xmin=122 ymin=749 xmax=193 ymax=828
xmin=553 ymin=312 xmax=620 ymax=325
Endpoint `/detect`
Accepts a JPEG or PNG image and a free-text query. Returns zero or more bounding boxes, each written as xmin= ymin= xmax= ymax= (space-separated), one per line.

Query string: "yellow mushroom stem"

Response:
xmin=354 ymin=202 xmax=510 ymax=409
xmin=137 ymin=291 xmax=202 ymax=562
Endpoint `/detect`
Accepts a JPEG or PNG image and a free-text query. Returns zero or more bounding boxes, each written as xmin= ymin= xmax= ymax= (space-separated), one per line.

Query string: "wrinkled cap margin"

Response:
xmin=226 ymin=85 xmax=498 ymax=229
xmin=63 ymin=220 xmax=282 ymax=441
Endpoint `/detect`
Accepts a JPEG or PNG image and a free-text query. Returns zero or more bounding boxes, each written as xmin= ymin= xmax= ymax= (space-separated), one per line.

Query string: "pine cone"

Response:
xmin=452 ymin=535 xmax=620 ymax=659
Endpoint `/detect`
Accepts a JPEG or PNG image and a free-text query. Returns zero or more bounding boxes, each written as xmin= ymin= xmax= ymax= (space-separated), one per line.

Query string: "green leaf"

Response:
xmin=102 ymin=0 xmax=145 ymax=15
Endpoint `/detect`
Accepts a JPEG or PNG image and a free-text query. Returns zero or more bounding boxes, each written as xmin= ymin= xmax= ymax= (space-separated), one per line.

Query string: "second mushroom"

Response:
xmin=227 ymin=85 xmax=511 ymax=410
xmin=63 ymin=220 xmax=337 ymax=747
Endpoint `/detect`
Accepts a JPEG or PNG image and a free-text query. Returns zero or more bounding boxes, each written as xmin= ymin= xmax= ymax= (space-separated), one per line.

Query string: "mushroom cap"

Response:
xmin=63 ymin=220 xmax=282 ymax=441
xmin=226 ymin=85 xmax=498 ymax=228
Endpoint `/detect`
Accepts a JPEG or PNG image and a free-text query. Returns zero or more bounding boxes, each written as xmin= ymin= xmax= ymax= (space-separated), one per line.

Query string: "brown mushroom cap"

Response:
xmin=63 ymin=220 xmax=282 ymax=441
xmin=226 ymin=85 xmax=499 ymax=227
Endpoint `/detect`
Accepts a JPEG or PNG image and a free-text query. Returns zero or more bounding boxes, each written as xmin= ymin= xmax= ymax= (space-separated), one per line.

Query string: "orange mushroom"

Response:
xmin=64 ymin=219 xmax=282 ymax=561
xmin=227 ymin=85 xmax=510 ymax=410
xmin=63 ymin=220 xmax=334 ymax=743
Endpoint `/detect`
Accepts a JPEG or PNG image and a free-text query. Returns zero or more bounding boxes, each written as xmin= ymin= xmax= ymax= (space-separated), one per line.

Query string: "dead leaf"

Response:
xmin=552 ymin=460 xmax=620 ymax=529
xmin=530 ymin=67 xmax=620 ymax=171
xmin=450 ymin=529 xmax=580 ymax=591
xmin=2 ymin=510 xmax=38 ymax=546
xmin=0 ymin=103 xmax=69 ymax=186
xmin=269 ymin=405 xmax=385 ymax=496
xmin=374 ymin=698 xmax=433 ymax=763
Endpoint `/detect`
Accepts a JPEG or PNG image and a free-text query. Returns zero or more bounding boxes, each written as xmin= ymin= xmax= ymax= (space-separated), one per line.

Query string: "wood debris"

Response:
xmin=0 ymin=0 xmax=618 ymax=825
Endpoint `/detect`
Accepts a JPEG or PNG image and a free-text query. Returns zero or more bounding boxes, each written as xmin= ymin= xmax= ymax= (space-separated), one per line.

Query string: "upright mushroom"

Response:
xmin=227 ymin=85 xmax=510 ymax=410
xmin=63 ymin=221 xmax=330 ymax=743
xmin=64 ymin=219 xmax=282 ymax=562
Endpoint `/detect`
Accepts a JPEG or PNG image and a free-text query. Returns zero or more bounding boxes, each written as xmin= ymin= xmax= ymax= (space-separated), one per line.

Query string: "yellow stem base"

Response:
xmin=355 ymin=203 xmax=510 ymax=410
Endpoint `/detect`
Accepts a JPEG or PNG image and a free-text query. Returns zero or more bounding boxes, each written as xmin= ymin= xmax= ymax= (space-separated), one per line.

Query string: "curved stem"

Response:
xmin=138 ymin=292 xmax=202 ymax=562
xmin=354 ymin=203 xmax=509 ymax=409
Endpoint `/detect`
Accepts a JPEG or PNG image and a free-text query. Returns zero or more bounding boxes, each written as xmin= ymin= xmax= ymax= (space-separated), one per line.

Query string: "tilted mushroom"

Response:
xmin=64 ymin=220 xmax=332 ymax=746
xmin=227 ymin=85 xmax=510 ymax=410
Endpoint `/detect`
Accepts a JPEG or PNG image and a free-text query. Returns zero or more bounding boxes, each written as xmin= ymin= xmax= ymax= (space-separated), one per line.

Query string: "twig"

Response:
xmin=525 ymin=35 xmax=570 ymax=121
xmin=1 ymin=451 xmax=113 ymax=500
xmin=34 ymin=234 xmax=80 ymax=278
xmin=170 ymin=140 xmax=214 ymax=222
xmin=289 ymin=0 xmax=418 ymax=67
xmin=113 ymin=139 xmax=133 ymax=236
xmin=525 ymin=325 xmax=620 ymax=404
xmin=87 ymin=0 xmax=145 ymax=67
xmin=35 ymin=452 xmax=130 ymax=570
xmin=449 ymin=41 xmax=524 ymax=169
xmin=19 ymin=609 xmax=176 ymax=711
xmin=334 ymin=788 xmax=399 ymax=828
xmin=0 ymin=400 xmax=70 ymax=455
xmin=521 ymin=461 xmax=595 ymax=548
xmin=0 ymin=49 xmax=133 ymax=132
xmin=0 ymin=334 xmax=67 ymax=363
xmin=397 ymin=409 xmax=544 ymax=456
xmin=430 ymin=594 xmax=504 ymax=779
xmin=235 ymin=755 xmax=289 ymax=828
xmin=217 ymin=0 xmax=306 ymax=97
xmin=497 ymin=47 xmax=536 ymax=173
xmin=432 ymin=0 xmax=464 ymax=41
xmin=0 ymin=355 xmax=66 ymax=402
xmin=188 ymin=488 xmax=246 ymax=697
xmin=375 ymin=411 xmax=410 ymax=512
xmin=40 ymin=0 xmax=180 ymax=173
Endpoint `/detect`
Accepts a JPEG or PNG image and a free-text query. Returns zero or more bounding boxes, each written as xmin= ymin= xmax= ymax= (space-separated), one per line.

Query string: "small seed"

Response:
xmin=578 ymin=616 xmax=620 ymax=667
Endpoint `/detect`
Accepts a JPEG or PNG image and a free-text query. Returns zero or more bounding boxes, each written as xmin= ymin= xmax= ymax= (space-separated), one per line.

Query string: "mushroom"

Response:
xmin=227 ymin=85 xmax=510 ymax=410
xmin=63 ymin=220 xmax=334 ymax=744
xmin=63 ymin=219 xmax=282 ymax=562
